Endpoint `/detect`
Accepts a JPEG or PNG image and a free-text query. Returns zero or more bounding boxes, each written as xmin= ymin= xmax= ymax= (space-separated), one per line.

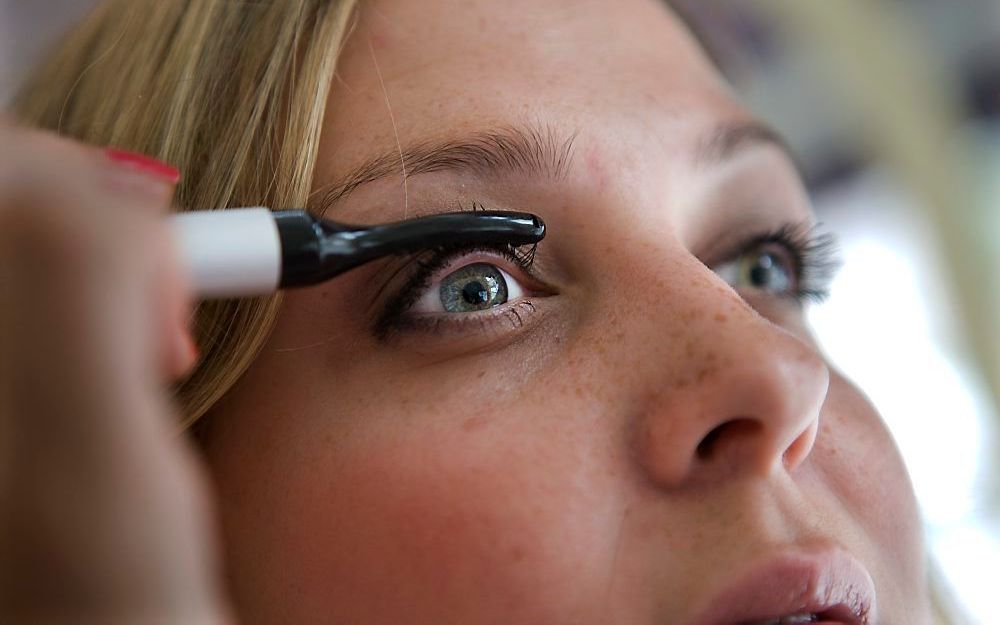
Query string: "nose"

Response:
xmin=632 ymin=265 xmax=830 ymax=489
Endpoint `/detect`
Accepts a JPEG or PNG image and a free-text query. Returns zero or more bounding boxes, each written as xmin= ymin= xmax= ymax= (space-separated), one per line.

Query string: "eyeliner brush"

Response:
xmin=170 ymin=208 xmax=546 ymax=299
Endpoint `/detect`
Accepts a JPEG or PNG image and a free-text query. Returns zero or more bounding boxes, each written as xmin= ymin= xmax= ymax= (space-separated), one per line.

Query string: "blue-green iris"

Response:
xmin=439 ymin=263 xmax=509 ymax=313
xmin=741 ymin=250 xmax=792 ymax=294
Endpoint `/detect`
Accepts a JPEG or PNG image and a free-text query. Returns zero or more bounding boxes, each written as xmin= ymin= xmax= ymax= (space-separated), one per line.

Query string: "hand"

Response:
xmin=0 ymin=123 xmax=232 ymax=624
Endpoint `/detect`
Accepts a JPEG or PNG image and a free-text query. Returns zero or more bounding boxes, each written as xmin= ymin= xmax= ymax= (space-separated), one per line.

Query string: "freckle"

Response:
xmin=462 ymin=416 xmax=488 ymax=433
xmin=476 ymin=370 xmax=486 ymax=379
xmin=714 ymin=313 xmax=727 ymax=323
xmin=681 ymin=309 xmax=701 ymax=322
xmin=575 ymin=385 xmax=585 ymax=398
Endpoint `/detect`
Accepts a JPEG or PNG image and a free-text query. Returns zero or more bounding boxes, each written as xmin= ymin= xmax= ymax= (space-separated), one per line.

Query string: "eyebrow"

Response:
xmin=311 ymin=120 xmax=795 ymax=215
xmin=312 ymin=124 xmax=578 ymax=213
xmin=697 ymin=121 xmax=797 ymax=169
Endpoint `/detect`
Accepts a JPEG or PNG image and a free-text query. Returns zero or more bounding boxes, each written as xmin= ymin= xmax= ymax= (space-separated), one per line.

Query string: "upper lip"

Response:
xmin=689 ymin=544 xmax=877 ymax=625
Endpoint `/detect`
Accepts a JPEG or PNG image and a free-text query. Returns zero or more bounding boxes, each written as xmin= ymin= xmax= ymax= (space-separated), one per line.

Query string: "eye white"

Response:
xmin=714 ymin=259 xmax=741 ymax=287
xmin=713 ymin=248 xmax=794 ymax=295
xmin=411 ymin=264 xmax=524 ymax=313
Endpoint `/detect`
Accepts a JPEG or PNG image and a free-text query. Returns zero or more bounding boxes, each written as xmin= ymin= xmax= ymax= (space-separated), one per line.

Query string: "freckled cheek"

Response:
xmin=276 ymin=403 xmax=621 ymax=621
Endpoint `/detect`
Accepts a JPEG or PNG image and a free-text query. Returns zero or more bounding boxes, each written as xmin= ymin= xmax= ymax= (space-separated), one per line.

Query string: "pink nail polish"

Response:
xmin=105 ymin=148 xmax=181 ymax=184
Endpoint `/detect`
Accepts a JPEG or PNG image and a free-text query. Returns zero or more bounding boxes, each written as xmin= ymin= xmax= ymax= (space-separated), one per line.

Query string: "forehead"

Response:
xmin=317 ymin=0 xmax=745 ymax=187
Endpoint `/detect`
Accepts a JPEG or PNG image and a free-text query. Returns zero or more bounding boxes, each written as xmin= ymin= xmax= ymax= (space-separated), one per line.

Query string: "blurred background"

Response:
xmin=3 ymin=1 xmax=998 ymax=623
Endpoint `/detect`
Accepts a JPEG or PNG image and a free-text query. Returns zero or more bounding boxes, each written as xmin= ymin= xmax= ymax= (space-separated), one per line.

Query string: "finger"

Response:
xmin=1 ymin=132 xmax=184 ymax=416
xmin=158 ymin=226 xmax=199 ymax=380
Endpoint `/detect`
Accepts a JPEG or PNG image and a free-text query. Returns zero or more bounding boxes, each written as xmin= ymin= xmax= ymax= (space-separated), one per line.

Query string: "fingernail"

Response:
xmin=105 ymin=148 xmax=181 ymax=184
xmin=182 ymin=331 xmax=199 ymax=368
xmin=172 ymin=329 xmax=199 ymax=379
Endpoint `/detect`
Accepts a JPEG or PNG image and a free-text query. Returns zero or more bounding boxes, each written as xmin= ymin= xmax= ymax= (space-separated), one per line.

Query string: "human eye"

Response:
xmin=373 ymin=239 xmax=551 ymax=338
xmin=410 ymin=262 xmax=525 ymax=314
xmin=713 ymin=223 xmax=840 ymax=305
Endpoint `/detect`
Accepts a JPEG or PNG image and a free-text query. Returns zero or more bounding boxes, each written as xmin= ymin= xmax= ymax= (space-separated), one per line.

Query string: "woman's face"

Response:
xmin=201 ymin=0 xmax=930 ymax=623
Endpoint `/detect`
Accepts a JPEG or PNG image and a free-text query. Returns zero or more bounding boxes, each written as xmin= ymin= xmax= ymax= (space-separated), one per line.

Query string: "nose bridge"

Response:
xmin=606 ymin=251 xmax=830 ymax=489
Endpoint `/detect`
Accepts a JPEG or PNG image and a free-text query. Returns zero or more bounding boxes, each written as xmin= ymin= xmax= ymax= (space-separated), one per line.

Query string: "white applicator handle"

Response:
xmin=170 ymin=207 xmax=281 ymax=298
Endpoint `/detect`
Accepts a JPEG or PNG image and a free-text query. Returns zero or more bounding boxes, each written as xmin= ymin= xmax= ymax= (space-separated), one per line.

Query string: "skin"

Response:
xmin=199 ymin=0 xmax=931 ymax=623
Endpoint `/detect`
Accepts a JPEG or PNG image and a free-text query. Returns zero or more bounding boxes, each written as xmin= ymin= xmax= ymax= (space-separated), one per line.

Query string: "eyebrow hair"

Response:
xmin=311 ymin=120 xmax=797 ymax=215
xmin=312 ymin=124 xmax=578 ymax=213
xmin=698 ymin=121 xmax=797 ymax=168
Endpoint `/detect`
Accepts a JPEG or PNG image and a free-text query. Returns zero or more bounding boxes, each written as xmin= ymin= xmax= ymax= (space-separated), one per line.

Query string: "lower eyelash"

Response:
xmin=378 ymin=300 xmax=539 ymax=339
xmin=501 ymin=300 xmax=536 ymax=329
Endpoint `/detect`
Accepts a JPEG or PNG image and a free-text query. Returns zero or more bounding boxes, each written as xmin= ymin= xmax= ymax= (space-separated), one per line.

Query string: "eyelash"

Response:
xmin=373 ymin=239 xmax=540 ymax=337
xmin=741 ymin=223 xmax=840 ymax=303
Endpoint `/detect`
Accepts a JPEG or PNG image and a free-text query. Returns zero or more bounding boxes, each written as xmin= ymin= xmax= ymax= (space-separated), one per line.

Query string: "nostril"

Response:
xmin=696 ymin=424 xmax=724 ymax=459
xmin=695 ymin=419 xmax=763 ymax=461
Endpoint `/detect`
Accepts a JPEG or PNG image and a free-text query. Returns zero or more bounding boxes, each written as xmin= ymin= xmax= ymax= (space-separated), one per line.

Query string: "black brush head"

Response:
xmin=275 ymin=210 xmax=546 ymax=287
xmin=349 ymin=210 xmax=545 ymax=255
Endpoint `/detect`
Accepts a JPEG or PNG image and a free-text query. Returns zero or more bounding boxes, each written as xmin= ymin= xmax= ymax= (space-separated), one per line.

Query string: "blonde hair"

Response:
xmin=14 ymin=0 xmax=359 ymax=429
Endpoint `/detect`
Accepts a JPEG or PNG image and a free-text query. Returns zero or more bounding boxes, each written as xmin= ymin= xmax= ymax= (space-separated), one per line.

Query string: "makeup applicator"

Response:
xmin=170 ymin=208 xmax=545 ymax=298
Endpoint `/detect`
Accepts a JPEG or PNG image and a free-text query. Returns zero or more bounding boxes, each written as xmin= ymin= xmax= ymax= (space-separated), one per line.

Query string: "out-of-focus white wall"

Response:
xmin=0 ymin=0 xmax=100 ymax=106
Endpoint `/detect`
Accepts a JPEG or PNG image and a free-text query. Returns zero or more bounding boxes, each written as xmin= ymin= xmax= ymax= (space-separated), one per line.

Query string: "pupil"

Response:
xmin=462 ymin=281 xmax=490 ymax=305
xmin=749 ymin=264 xmax=771 ymax=286
xmin=750 ymin=254 xmax=775 ymax=287
xmin=438 ymin=264 xmax=507 ymax=313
